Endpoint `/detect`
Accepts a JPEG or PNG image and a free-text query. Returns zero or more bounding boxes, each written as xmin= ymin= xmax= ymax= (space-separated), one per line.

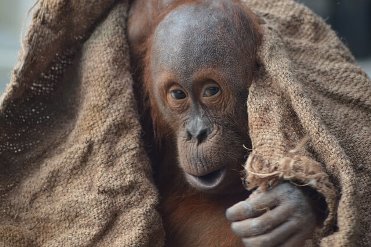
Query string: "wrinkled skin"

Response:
xmin=226 ymin=183 xmax=317 ymax=246
xmin=128 ymin=0 xmax=318 ymax=246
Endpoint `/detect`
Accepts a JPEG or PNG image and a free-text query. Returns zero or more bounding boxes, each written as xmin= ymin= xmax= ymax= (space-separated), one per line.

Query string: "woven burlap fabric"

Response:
xmin=243 ymin=0 xmax=371 ymax=246
xmin=0 ymin=0 xmax=370 ymax=246
xmin=0 ymin=1 xmax=163 ymax=246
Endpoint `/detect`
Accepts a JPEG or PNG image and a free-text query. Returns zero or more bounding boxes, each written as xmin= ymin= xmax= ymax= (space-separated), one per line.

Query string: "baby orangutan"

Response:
xmin=128 ymin=0 xmax=321 ymax=246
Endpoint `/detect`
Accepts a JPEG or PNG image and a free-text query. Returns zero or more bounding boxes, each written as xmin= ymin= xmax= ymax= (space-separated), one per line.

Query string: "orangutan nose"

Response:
xmin=186 ymin=127 xmax=209 ymax=143
xmin=186 ymin=117 xmax=211 ymax=143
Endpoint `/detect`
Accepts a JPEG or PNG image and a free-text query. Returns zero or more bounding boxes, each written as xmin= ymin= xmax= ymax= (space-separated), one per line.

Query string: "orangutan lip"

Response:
xmin=198 ymin=169 xmax=224 ymax=183
xmin=186 ymin=168 xmax=226 ymax=190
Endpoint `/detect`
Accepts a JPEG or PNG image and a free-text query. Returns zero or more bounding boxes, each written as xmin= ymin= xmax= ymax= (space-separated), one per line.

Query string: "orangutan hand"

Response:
xmin=226 ymin=182 xmax=316 ymax=247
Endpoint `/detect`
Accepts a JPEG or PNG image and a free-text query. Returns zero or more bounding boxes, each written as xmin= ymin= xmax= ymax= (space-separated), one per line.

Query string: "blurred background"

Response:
xmin=0 ymin=0 xmax=370 ymax=94
xmin=0 ymin=0 xmax=34 ymax=93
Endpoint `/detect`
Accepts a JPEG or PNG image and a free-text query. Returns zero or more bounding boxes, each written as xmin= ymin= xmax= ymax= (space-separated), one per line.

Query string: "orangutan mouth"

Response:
xmin=185 ymin=167 xmax=226 ymax=191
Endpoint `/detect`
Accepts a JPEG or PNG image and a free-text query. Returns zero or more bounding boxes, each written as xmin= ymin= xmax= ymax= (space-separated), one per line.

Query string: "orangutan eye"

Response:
xmin=170 ymin=89 xmax=187 ymax=100
xmin=203 ymin=86 xmax=220 ymax=97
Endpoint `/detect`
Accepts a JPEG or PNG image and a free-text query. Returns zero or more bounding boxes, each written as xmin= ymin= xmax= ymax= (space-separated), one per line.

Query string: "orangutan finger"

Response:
xmin=230 ymin=203 xmax=295 ymax=237
xmin=226 ymin=201 xmax=265 ymax=221
xmin=226 ymin=189 xmax=281 ymax=222
xmin=241 ymin=219 xmax=301 ymax=247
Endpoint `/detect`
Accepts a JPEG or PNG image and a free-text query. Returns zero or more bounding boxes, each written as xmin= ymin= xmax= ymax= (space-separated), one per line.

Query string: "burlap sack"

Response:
xmin=0 ymin=0 xmax=370 ymax=246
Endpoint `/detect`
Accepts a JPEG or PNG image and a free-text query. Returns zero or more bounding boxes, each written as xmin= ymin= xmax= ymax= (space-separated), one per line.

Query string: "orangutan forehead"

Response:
xmin=150 ymin=4 xmax=249 ymax=75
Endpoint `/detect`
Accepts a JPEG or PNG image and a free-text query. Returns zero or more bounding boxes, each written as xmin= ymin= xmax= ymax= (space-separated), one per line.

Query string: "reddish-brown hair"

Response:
xmin=138 ymin=0 xmax=263 ymax=141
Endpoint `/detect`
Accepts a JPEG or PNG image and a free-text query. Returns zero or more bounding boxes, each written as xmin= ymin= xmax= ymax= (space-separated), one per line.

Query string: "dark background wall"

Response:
xmin=300 ymin=0 xmax=371 ymax=59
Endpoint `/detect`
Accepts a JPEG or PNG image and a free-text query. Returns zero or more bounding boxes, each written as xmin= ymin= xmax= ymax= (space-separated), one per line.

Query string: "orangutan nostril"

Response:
xmin=196 ymin=128 xmax=208 ymax=143
xmin=186 ymin=130 xmax=192 ymax=141
xmin=186 ymin=126 xmax=210 ymax=143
